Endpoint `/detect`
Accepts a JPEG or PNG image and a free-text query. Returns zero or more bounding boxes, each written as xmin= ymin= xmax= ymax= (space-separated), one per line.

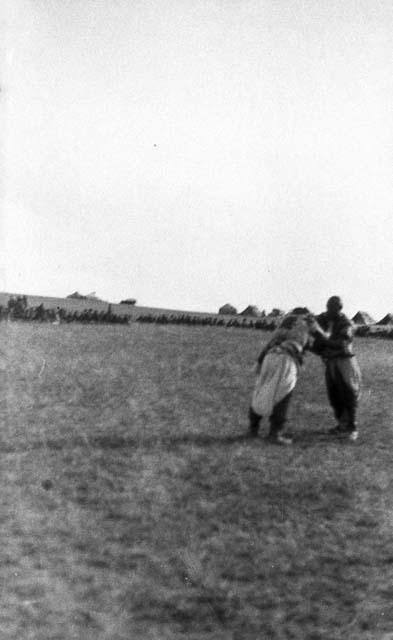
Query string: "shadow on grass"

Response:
xmin=294 ymin=428 xmax=333 ymax=444
xmin=1 ymin=432 xmax=255 ymax=454
xmin=294 ymin=427 xmax=362 ymax=448
xmin=1 ymin=428 xmax=353 ymax=455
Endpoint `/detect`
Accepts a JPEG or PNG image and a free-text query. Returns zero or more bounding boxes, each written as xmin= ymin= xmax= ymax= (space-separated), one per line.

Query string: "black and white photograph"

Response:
xmin=1 ymin=1 xmax=393 ymax=638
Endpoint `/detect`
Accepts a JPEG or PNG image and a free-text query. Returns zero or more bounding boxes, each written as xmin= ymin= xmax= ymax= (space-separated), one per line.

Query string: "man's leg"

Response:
xmin=326 ymin=366 xmax=347 ymax=432
xmin=327 ymin=362 xmax=360 ymax=438
xmin=248 ymin=407 xmax=262 ymax=437
xmin=341 ymin=384 xmax=359 ymax=438
xmin=268 ymin=392 xmax=293 ymax=443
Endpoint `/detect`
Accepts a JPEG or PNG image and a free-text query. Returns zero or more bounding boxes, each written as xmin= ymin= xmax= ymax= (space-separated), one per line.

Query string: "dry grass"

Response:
xmin=1 ymin=322 xmax=393 ymax=639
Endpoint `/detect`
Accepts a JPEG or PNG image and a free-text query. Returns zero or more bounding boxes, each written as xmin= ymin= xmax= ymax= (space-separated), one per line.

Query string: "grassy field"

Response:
xmin=1 ymin=322 xmax=393 ymax=640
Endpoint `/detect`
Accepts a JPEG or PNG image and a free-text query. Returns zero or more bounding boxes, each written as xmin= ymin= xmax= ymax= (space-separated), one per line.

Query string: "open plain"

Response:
xmin=1 ymin=321 xmax=393 ymax=640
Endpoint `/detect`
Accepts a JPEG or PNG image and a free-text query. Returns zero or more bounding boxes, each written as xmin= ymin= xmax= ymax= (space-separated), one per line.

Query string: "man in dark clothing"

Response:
xmin=312 ymin=296 xmax=361 ymax=441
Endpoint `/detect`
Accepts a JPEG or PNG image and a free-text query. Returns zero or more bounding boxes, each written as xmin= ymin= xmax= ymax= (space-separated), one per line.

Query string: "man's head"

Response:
xmin=326 ymin=296 xmax=343 ymax=318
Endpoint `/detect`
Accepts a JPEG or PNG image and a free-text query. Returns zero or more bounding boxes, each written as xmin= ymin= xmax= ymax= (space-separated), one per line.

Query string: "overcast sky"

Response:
xmin=2 ymin=0 xmax=393 ymax=317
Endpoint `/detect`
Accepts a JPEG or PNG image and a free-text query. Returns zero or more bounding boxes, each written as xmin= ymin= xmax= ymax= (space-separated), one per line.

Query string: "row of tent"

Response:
xmin=352 ymin=311 xmax=393 ymax=326
xmin=219 ymin=304 xmax=393 ymax=327
xmin=218 ymin=304 xmax=283 ymax=318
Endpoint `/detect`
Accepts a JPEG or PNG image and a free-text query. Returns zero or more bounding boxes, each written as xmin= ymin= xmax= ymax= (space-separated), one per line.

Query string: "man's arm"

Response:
xmin=306 ymin=316 xmax=331 ymax=355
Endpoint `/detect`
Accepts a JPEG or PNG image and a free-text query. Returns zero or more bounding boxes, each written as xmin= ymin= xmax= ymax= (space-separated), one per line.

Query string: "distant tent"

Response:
xmin=218 ymin=303 xmax=237 ymax=315
xmin=85 ymin=292 xmax=104 ymax=301
xmin=376 ymin=313 xmax=393 ymax=326
xmin=290 ymin=307 xmax=310 ymax=315
xmin=352 ymin=311 xmax=375 ymax=325
xmin=240 ymin=305 xmax=261 ymax=317
xmin=67 ymin=291 xmax=87 ymax=299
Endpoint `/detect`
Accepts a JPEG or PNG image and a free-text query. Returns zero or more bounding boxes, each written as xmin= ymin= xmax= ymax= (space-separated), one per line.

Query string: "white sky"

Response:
xmin=2 ymin=0 xmax=393 ymax=318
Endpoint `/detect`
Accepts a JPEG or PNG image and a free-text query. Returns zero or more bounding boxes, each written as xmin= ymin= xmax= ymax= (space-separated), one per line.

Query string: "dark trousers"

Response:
xmin=249 ymin=391 xmax=293 ymax=436
xmin=325 ymin=366 xmax=358 ymax=431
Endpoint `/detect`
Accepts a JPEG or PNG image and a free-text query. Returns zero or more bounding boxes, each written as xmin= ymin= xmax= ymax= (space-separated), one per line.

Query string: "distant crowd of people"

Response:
xmin=135 ymin=313 xmax=280 ymax=330
xmin=135 ymin=312 xmax=393 ymax=337
xmin=354 ymin=324 xmax=393 ymax=338
xmin=1 ymin=296 xmax=129 ymax=325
